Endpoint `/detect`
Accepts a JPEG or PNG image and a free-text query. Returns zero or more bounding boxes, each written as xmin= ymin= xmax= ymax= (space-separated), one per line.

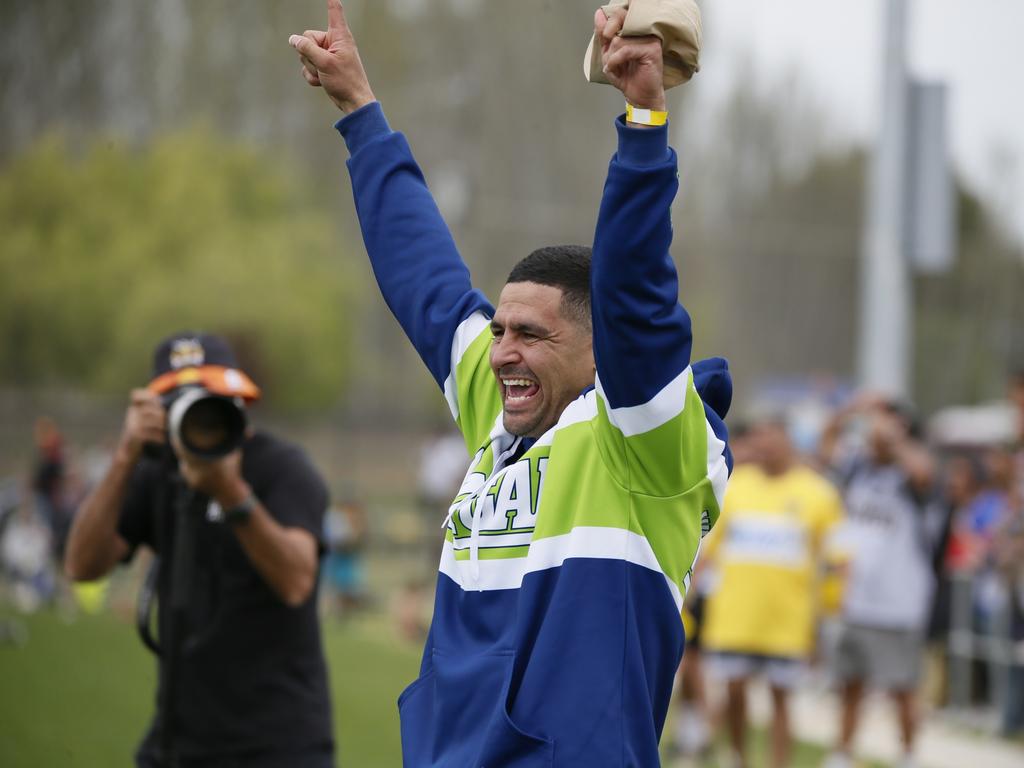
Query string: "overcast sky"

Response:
xmin=696 ymin=0 xmax=1023 ymax=241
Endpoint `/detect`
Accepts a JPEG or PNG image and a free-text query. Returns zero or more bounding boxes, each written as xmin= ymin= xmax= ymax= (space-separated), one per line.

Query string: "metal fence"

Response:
xmin=945 ymin=571 xmax=1023 ymax=715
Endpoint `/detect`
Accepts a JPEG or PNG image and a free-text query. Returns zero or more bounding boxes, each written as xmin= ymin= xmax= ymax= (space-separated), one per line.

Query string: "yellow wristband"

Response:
xmin=626 ymin=103 xmax=668 ymax=126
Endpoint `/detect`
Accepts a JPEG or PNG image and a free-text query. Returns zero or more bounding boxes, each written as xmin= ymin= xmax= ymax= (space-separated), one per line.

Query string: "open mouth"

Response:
xmin=501 ymin=377 xmax=540 ymax=406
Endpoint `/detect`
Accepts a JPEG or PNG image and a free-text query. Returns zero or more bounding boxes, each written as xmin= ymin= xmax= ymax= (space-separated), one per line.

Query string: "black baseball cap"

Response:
xmin=147 ymin=331 xmax=261 ymax=402
xmin=880 ymin=398 xmax=922 ymax=439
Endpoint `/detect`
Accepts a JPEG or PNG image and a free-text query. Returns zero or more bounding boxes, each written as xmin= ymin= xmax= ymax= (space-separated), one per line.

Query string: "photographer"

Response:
xmin=65 ymin=332 xmax=334 ymax=768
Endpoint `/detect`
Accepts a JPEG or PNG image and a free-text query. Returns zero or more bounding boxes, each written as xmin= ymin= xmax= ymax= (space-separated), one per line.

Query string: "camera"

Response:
xmin=165 ymin=387 xmax=248 ymax=459
xmin=146 ymin=334 xmax=261 ymax=461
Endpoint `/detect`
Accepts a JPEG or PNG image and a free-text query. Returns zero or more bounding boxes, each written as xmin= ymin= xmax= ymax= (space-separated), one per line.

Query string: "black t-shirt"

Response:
xmin=118 ymin=431 xmax=333 ymax=761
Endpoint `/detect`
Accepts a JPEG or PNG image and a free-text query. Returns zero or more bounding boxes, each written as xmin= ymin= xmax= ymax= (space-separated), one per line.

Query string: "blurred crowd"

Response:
xmin=0 ymin=417 xmax=111 ymax=614
xmin=671 ymin=371 xmax=1024 ymax=768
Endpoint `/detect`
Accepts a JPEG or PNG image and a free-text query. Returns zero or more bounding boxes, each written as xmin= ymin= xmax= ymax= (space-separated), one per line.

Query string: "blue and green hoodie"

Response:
xmin=336 ymin=102 xmax=732 ymax=767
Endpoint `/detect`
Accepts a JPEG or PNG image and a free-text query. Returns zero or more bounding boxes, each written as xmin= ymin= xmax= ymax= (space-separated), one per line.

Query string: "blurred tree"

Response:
xmin=0 ymin=129 xmax=358 ymax=411
xmin=677 ymin=81 xmax=1024 ymax=413
xmin=1 ymin=0 xmax=1020 ymax=420
xmin=915 ymin=186 xmax=1024 ymax=410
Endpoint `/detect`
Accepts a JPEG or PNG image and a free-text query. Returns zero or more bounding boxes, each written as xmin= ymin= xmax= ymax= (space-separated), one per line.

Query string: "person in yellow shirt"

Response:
xmin=702 ymin=416 xmax=843 ymax=768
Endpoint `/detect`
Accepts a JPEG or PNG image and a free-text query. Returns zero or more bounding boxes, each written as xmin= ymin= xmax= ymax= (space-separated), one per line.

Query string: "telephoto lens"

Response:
xmin=167 ymin=387 xmax=247 ymax=459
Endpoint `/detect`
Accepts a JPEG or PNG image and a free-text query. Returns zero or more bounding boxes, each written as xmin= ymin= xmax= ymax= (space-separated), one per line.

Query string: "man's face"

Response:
xmin=489 ymin=281 xmax=595 ymax=438
xmin=751 ymin=421 xmax=792 ymax=473
xmin=867 ymin=407 xmax=905 ymax=463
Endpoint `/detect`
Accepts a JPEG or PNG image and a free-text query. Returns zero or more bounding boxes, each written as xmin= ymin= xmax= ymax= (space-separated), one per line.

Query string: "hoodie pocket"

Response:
xmin=476 ymin=688 xmax=554 ymax=767
xmin=398 ymin=668 xmax=436 ymax=764
xmin=398 ymin=648 xmax=553 ymax=767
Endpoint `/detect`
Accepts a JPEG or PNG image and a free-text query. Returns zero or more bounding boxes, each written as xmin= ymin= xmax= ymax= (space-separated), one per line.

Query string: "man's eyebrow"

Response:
xmin=490 ymin=319 xmax=549 ymax=336
xmin=511 ymin=321 xmax=550 ymax=336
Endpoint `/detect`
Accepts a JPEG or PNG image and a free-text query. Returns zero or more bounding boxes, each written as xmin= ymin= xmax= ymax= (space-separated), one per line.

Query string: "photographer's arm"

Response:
xmin=230 ymin=502 xmax=318 ymax=610
xmin=64 ymin=454 xmax=133 ymax=580
xmin=65 ymin=389 xmax=161 ymax=580
xmin=178 ymin=453 xmax=318 ymax=608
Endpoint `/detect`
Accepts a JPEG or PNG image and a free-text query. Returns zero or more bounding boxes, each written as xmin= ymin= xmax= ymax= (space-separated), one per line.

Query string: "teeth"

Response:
xmin=502 ymin=377 xmax=537 ymax=403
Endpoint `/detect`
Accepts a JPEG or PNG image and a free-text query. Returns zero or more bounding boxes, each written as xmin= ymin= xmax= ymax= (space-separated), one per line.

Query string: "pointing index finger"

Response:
xmin=327 ymin=0 xmax=346 ymax=33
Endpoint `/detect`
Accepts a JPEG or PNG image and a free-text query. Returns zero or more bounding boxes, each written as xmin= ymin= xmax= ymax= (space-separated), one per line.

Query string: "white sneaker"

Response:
xmin=821 ymin=752 xmax=854 ymax=768
xmin=673 ymin=705 xmax=710 ymax=756
xmin=715 ymin=747 xmax=744 ymax=768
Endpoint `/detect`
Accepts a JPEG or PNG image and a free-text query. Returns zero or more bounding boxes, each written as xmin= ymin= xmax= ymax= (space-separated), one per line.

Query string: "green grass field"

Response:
xmin=0 ymin=608 xmax=420 ymax=766
xmin=0 ymin=606 xmax=864 ymax=767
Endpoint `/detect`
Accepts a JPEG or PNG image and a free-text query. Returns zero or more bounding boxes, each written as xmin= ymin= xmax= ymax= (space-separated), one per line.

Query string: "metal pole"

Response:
xmin=857 ymin=0 xmax=912 ymax=396
xmin=948 ymin=572 xmax=974 ymax=708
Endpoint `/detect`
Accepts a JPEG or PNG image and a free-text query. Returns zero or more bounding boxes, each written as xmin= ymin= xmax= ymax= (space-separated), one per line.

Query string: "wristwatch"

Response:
xmin=223 ymin=493 xmax=257 ymax=527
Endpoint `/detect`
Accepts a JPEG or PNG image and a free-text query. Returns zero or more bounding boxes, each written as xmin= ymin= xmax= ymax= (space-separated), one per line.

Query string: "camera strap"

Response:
xmin=136 ymin=555 xmax=161 ymax=656
xmin=159 ymin=480 xmax=204 ymax=768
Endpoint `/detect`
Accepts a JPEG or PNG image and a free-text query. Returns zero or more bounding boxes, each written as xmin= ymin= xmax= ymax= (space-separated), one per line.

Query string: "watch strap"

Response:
xmin=223 ymin=493 xmax=257 ymax=526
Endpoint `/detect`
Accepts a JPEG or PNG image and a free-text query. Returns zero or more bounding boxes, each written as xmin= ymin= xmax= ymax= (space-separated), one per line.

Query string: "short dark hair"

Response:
xmin=881 ymin=398 xmax=923 ymax=440
xmin=506 ymin=245 xmax=592 ymax=329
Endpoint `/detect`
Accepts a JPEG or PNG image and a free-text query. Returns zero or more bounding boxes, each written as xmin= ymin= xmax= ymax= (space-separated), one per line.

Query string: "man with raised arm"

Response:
xmin=291 ymin=2 xmax=731 ymax=764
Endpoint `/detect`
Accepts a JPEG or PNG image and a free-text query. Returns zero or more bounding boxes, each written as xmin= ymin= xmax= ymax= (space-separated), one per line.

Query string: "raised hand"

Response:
xmin=118 ymin=389 xmax=166 ymax=461
xmin=176 ymin=447 xmax=248 ymax=505
xmin=289 ymin=0 xmax=375 ymax=114
xmin=595 ymin=6 xmax=666 ymax=112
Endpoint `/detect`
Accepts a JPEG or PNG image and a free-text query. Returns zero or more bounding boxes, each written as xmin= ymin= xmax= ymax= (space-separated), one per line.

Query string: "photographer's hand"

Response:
xmin=118 ymin=388 xmax=166 ymax=463
xmin=176 ymin=447 xmax=245 ymax=502
xmin=65 ymin=389 xmax=160 ymax=581
xmin=176 ymin=448 xmax=319 ymax=608
xmin=289 ymin=0 xmax=376 ymax=115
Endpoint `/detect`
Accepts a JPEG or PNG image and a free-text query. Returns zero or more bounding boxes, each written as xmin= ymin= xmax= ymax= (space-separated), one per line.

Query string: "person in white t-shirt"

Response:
xmin=818 ymin=394 xmax=942 ymax=768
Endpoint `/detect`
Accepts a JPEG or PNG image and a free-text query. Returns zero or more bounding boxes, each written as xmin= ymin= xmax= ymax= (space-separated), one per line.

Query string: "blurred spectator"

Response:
xmin=942 ymin=445 xmax=1017 ymax=714
xmin=322 ymin=498 xmax=369 ymax=616
xmin=994 ymin=367 xmax=1024 ymax=735
xmin=31 ymin=416 xmax=66 ymax=526
xmin=31 ymin=416 xmax=75 ymax=561
xmin=393 ymin=578 xmax=432 ymax=645
xmin=670 ymin=421 xmax=757 ymax=761
xmin=819 ymin=395 xmax=945 ymax=768
xmin=930 ymin=452 xmax=985 ymax=708
xmin=973 ymin=450 xmax=1015 ymax=630
xmin=417 ymin=429 xmax=467 ymax=514
xmin=672 ymin=585 xmax=714 ymax=760
xmin=701 ymin=416 xmax=843 ymax=768
xmin=727 ymin=419 xmax=757 ymax=467
xmin=943 ymin=453 xmax=987 ymax=575
xmin=670 ymin=422 xmax=755 ymax=760
xmin=1 ymin=502 xmax=54 ymax=611
xmin=416 ymin=427 xmax=468 ymax=569
xmin=992 ymin=502 xmax=1024 ymax=736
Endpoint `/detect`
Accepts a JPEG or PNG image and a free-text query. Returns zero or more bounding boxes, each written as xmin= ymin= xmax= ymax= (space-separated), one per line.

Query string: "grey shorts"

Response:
xmin=707 ymin=651 xmax=805 ymax=690
xmin=831 ymin=622 xmax=924 ymax=691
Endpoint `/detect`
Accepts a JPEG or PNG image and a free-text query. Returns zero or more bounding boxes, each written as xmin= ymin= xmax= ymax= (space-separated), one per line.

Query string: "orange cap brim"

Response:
xmin=148 ymin=365 xmax=261 ymax=403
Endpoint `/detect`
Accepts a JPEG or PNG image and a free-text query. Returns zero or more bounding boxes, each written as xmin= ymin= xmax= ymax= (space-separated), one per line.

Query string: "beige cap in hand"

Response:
xmin=585 ymin=0 xmax=703 ymax=89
